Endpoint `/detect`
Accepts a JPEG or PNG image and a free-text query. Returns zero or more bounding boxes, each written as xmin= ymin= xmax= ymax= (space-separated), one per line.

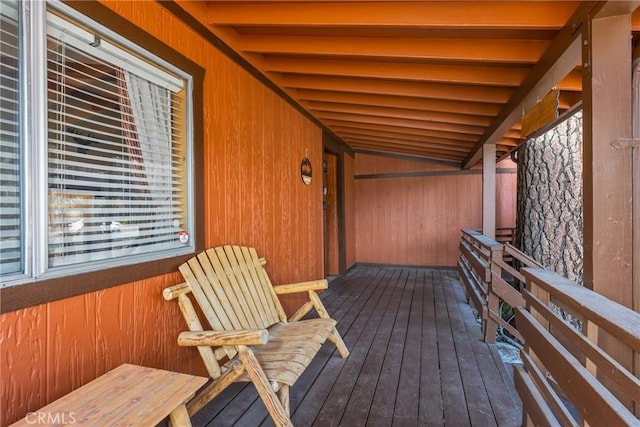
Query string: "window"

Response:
xmin=46 ymin=11 xmax=191 ymax=270
xmin=0 ymin=1 xmax=21 ymax=277
xmin=0 ymin=1 xmax=203 ymax=306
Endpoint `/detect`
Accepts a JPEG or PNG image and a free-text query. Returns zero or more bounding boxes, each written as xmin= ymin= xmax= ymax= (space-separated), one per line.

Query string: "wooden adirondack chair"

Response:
xmin=163 ymin=245 xmax=349 ymax=427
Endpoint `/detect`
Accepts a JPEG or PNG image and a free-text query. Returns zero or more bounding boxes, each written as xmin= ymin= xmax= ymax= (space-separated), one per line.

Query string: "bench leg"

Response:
xmin=238 ymin=345 xmax=293 ymax=427
xmin=187 ymin=359 xmax=245 ymax=415
xmin=278 ymin=384 xmax=290 ymax=416
xmin=309 ymin=291 xmax=350 ymax=358
xmin=326 ymin=327 xmax=350 ymax=358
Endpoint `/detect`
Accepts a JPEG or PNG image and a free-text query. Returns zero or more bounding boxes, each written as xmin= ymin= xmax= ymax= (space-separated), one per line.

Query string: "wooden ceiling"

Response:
xmin=199 ymin=1 xmax=637 ymax=167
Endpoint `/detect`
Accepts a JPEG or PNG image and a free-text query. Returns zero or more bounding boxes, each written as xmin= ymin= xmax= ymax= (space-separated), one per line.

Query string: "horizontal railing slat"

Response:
xmin=522 ymin=268 xmax=640 ymax=353
xmin=516 ymin=307 xmax=638 ymax=426
xmin=487 ymin=309 xmax=523 ymax=342
xmin=459 ymin=241 xmax=491 ymax=284
xmin=514 ymin=365 xmax=563 ymax=427
xmin=521 ymin=351 xmax=578 ymax=427
xmin=524 ymin=289 xmax=640 ymax=403
xmin=461 ymin=228 xmax=503 ymax=250
xmin=490 ymin=272 xmax=525 ymax=308
xmin=505 ymin=244 xmax=542 ymax=268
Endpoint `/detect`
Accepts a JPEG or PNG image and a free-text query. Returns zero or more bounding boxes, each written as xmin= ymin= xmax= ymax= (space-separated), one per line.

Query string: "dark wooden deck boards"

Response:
xmin=192 ymin=265 xmax=521 ymax=427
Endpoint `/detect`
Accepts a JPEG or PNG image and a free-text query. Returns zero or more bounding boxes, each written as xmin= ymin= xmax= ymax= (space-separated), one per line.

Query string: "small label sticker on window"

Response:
xmin=179 ymin=231 xmax=189 ymax=244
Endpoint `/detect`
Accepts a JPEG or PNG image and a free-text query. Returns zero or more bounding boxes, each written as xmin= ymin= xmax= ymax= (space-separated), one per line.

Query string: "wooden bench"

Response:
xmin=10 ymin=364 xmax=207 ymax=427
xmin=163 ymin=245 xmax=349 ymax=427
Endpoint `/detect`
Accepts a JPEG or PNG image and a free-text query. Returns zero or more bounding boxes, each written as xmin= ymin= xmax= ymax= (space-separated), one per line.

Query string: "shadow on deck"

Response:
xmin=192 ymin=265 xmax=522 ymax=426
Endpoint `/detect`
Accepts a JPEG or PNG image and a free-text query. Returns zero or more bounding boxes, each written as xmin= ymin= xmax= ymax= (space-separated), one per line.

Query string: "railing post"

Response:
xmin=485 ymin=244 xmax=503 ymax=343
xmin=482 ymin=144 xmax=496 ymax=239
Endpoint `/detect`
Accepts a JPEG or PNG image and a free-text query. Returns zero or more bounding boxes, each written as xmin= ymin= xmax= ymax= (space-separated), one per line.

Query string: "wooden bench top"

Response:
xmin=11 ymin=364 xmax=207 ymax=427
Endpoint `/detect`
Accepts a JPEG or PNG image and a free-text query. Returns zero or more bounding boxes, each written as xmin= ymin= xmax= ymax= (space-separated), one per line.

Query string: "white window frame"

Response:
xmin=1 ymin=0 xmax=197 ymax=288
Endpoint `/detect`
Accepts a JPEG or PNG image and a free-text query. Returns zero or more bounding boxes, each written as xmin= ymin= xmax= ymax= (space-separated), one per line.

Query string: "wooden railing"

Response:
xmin=458 ymin=230 xmax=640 ymax=424
xmin=458 ymin=228 xmax=539 ymax=343
xmin=515 ymin=268 xmax=640 ymax=426
xmin=486 ymin=244 xmax=542 ymax=344
xmin=458 ymin=229 xmax=499 ymax=340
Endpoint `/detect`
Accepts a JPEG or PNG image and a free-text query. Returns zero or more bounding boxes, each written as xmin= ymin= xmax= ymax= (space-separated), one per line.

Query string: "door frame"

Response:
xmin=322 ymin=132 xmax=350 ymax=275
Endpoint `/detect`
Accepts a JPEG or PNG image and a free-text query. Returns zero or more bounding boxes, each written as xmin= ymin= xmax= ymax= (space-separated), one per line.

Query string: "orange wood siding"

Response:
xmin=354 ymin=154 xmax=516 ymax=266
xmin=0 ymin=1 xmax=323 ymax=424
xmin=344 ymin=153 xmax=356 ymax=269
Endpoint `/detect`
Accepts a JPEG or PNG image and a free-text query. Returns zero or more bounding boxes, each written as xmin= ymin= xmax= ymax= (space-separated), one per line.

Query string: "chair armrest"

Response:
xmin=162 ymin=282 xmax=190 ymax=300
xmin=178 ymin=329 xmax=269 ymax=347
xmin=274 ymin=279 xmax=328 ymax=295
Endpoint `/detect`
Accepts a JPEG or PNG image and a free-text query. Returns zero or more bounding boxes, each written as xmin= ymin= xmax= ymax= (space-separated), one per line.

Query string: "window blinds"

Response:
xmin=0 ymin=1 xmax=22 ymax=276
xmin=46 ymin=12 xmax=188 ymax=268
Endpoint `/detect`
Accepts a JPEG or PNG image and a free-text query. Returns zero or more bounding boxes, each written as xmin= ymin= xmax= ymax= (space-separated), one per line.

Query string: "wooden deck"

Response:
xmin=191 ymin=265 xmax=522 ymax=426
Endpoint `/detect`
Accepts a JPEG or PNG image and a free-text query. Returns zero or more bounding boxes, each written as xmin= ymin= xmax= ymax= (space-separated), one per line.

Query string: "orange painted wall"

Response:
xmin=0 ymin=1 xmax=323 ymax=425
xmin=354 ymin=154 xmax=517 ymax=266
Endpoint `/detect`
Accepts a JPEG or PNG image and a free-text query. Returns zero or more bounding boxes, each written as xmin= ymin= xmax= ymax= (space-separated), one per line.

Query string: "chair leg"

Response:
xmin=237 ymin=346 xmax=293 ymax=427
xmin=326 ymin=327 xmax=350 ymax=358
xmin=278 ymin=384 xmax=290 ymax=416
xmin=309 ymin=291 xmax=350 ymax=358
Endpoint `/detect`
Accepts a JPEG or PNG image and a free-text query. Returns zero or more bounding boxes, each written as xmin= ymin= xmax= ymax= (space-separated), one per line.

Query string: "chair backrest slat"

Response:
xmin=179 ymin=259 xmax=229 ymax=332
xmin=191 ymin=252 xmax=240 ymax=330
xmin=179 ymin=245 xmax=285 ymax=342
xmin=209 ymin=247 xmax=258 ymax=329
xmin=248 ymin=247 xmax=287 ymax=322
xmin=230 ymin=246 xmax=272 ymax=328
xmin=200 ymin=249 xmax=251 ymax=329
xmin=217 ymin=246 xmax=264 ymax=328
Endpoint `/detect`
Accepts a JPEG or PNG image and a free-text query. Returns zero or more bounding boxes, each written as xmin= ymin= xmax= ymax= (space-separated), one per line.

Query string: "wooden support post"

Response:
xmin=635 ymin=138 xmax=640 ymax=416
xmin=485 ymin=244 xmax=504 ymax=343
xmin=633 ymin=54 xmax=640 ymax=416
xmin=482 ymin=144 xmax=496 ymax=239
xmin=582 ymin=9 xmax=634 ymax=306
xmin=582 ymin=5 xmax=637 ymax=391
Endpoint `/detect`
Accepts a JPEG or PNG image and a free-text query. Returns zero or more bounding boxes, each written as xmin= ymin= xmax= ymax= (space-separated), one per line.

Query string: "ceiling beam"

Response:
xmin=294 ymin=89 xmax=503 ymax=116
xmin=316 ymin=111 xmax=486 ymax=135
xmin=346 ymin=140 xmax=466 ymax=161
xmin=207 ymin=1 xmax=577 ymax=29
xmin=263 ymin=57 xmax=530 ymax=87
xmin=324 ymin=119 xmax=480 ymax=142
xmin=241 ymin=35 xmax=549 ymax=64
xmin=333 ymin=128 xmax=476 ymax=148
xmin=462 ymin=1 xmax=603 ymax=169
xmin=305 ymin=101 xmax=494 ymax=127
xmin=282 ymin=75 xmax=513 ymax=103
xmin=341 ymin=134 xmax=472 ymax=153
xmin=499 ymin=137 xmax=522 ymax=147
xmin=556 ymin=68 xmax=583 ymax=91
